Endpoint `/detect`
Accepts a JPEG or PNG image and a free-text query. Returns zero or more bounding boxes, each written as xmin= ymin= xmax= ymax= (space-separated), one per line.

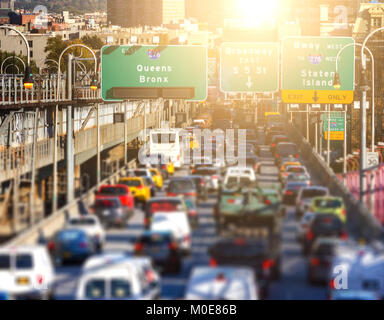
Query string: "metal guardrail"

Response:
xmin=288 ymin=122 xmax=384 ymax=243
xmin=0 ymin=75 xmax=101 ymax=106
xmin=3 ymin=159 xmax=137 ymax=247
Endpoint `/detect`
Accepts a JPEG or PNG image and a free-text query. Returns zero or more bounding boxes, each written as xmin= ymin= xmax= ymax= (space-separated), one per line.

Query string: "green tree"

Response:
xmin=0 ymin=51 xmax=39 ymax=74
xmin=81 ymin=35 xmax=104 ymax=51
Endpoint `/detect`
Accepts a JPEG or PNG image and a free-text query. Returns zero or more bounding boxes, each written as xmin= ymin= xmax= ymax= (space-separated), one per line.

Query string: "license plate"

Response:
xmin=16 ymin=277 xmax=30 ymax=285
xmin=103 ymin=210 xmax=110 ymax=216
xmin=63 ymin=251 xmax=72 ymax=258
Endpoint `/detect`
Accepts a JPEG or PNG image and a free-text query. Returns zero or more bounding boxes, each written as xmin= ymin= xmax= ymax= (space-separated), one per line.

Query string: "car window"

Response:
xmin=85 ymin=279 xmax=106 ymax=299
xmin=111 ymin=279 xmax=132 ymax=299
xmin=119 ymin=180 xmax=142 ymax=187
xmin=314 ymin=199 xmax=342 ymax=208
xmin=69 ymin=218 xmax=96 ymax=226
xmin=96 ymin=199 xmax=119 ymax=208
xmin=169 ymin=180 xmax=194 ymax=190
xmin=0 ymin=254 xmax=10 ymax=270
xmin=141 ymin=233 xmax=172 ymax=244
xmin=315 ymin=243 xmax=336 ymax=256
xmin=15 ymin=254 xmax=33 ymax=269
xmin=58 ymin=230 xmax=84 ymax=241
xmin=302 ymin=189 xmax=327 ymax=198
xmin=99 ymin=187 xmax=127 ymax=196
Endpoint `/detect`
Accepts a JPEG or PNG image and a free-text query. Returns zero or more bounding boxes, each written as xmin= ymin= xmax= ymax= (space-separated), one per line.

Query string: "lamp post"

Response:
xmin=1 ymin=56 xmax=26 ymax=74
xmin=0 ymin=26 xmax=33 ymax=90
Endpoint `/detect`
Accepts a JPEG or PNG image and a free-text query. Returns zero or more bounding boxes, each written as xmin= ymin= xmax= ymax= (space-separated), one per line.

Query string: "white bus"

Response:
xmin=149 ymin=129 xmax=185 ymax=168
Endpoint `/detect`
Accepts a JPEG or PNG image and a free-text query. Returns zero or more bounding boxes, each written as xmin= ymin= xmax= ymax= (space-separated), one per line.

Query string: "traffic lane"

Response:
xmin=268 ymin=208 xmax=327 ymax=300
xmin=160 ymin=195 xmax=218 ymax=299
xmin=53 ymin=208 xmax=145 ymax=300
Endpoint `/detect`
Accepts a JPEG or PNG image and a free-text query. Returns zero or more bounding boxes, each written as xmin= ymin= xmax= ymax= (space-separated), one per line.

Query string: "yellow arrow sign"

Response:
xmin=282 ymin=90 xmax=354 ymax=104
xmin=325 ymin=131 xmax=345 ymax=141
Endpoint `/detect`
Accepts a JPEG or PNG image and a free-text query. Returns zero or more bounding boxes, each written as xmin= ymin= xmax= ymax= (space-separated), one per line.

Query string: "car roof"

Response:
xmin=0 ymin=246 xmax=46 ymax=254
xmin=189 ymin=266 xmax=255 ymax=280
xmin=82 ymin=254 xmax=139 ymax=275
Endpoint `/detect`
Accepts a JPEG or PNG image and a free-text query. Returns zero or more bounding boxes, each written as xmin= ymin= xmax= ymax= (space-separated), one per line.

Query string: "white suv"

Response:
xmin=0 ymin=246 xmax=55 ymax=300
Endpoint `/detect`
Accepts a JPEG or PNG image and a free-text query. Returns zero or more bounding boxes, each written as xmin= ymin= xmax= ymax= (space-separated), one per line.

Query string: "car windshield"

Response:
xmin=69 ymin=218 xmax=96 ymax=226
xmin=96 ymin=199 xmax=119 ymax=208
xmin=288 ymin=174 xmax=308 ymax=181
xmin=15 ymin=254 xmax=33 ymax=269
xmin=314 ymin=199 xmax=342 ymax=208
xmin=0 ymin=254 xmax=10 ymax=269
xmin=111 ymin=279 xmax=132 ymax=299
xmin=134 ymin=170 xmax=147 ymax=177
xmin=259 ymin=166 xmax=278 ymax=175
xmin=85 ymin=279 xmax=106 ymax=299
xmin=119 ymin=180 xmax=142 ymax=187
xmin=99 ymin=187 xmax=127 ymax=196
xmin=302 ymin=189 xmax=327 ymax=198
xmin=169 ymin=180 xmax=194 ymax=190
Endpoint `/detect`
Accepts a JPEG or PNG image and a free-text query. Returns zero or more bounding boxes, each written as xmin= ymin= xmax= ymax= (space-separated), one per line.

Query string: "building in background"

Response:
xmin=107 ymin=0 xmax=184 ymax=27
xmin=0 ymin=0 xmax=14 ymax=24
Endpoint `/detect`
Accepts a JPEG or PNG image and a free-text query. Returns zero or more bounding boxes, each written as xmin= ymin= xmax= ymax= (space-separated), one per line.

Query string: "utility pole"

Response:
xmin=66 ymin=54 xmax=74 ymax=204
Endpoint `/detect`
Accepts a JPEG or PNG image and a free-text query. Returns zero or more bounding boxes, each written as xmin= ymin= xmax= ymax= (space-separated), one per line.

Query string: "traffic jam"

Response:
xmin=0 ymin=108 xmax=383 ymax=301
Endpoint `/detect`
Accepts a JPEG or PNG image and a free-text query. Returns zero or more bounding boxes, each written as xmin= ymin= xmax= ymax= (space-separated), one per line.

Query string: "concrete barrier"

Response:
xmin=3 ymin=159 xmax=137 ymax=247
xmin=288 ymin=123 xmax=384 ymax=242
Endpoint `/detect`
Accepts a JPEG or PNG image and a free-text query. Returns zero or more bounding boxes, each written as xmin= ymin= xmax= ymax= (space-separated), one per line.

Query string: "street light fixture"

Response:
xmin=90 ymin=77 xmax=99 ymax=91
xmin=23 ymin=65 xmax=34 ymax=90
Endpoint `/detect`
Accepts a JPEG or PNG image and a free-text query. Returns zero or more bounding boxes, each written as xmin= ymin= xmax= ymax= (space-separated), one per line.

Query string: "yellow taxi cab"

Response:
xmin=149 ymin=168 xmax=163 ymax=189
xmin=118 ymin=177 xmax=151 ymax=203
xmin=166 ymin=161 xmax=175 ymax=176
xmin=280 ymin=161 xmax=302 ymax=172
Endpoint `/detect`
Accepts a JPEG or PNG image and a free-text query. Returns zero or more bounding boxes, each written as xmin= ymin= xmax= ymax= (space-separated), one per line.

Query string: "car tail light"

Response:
xmin=134 ymin=243 xmax=144 ymax=252
xmin=341 ymin=232 xmax=348 ymax=240
xmin=145 ymin=269 xmax=156 ymax=282
xmin=265 ymin=199 xmax=271 ymax=205
xmin=137 ymin=185 xmax=143 ymax=189
xmin=329 ymin=279 xmax=336 ymax=290
xmin=169 ymin=242 xmax=178 ymax=250
xmin=235 ymin=238 xmax=245 ymax=246
xmin=227 ymin=199 xmax=235 ymax=204
xmin=262 ymin=259 xmax=275 ymax=271
xmin=185 ymin=192 xmax=196 ymax=197
xmin=79 ymin=242 xmax=88 ymax=248
xmin=306 ymin=230 xmax=314 ymax=241
xmin=184 ymin=235 xmax=191 ymax=243
xmin=341 ymin=209 xmax=346 ymax=216
xmin=189 ymin=210 xmax=197 ymax=216
xmin=285 ymin=190 xmax=293 ymax=195
xmin=47 ymin=241 xmax=55 ymax=251
xmin=212 ymin=176 xmax=218 ymax=180
xmin=162 ymin=165 xmax=166 ymax=170
xmin=210 ymin=258 xmax=217 ymax=267
xmin=295 ymin=154 xmax=299 ymax=158
xmin=311 ymin=258 xmax=320 ymax=266
xmin=271 ymin=143 xmax=275 ymax=148
xmin=36 ymin=274 xmax=44 ymax=285
xmin=167 ymin=193 xmax=177 ymax=197
xmin=275 ymin=154 xmax=279 ymax=158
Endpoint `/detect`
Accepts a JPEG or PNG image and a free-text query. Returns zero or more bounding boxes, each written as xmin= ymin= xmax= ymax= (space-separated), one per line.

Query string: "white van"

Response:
xmin=151 ymin=211 xmax=191 ymax=255
xmin=149 ymin=129 xmax=184 ymax=168
xmin=224 ymin=167 xmax=256 ymax=186
xmin=0 ymin=246 xmax=55 ymax=300
xmin=185 ymin=266 xmax=259 ymax=300
xmin=76 ymin=253 xmax=160 ymax=300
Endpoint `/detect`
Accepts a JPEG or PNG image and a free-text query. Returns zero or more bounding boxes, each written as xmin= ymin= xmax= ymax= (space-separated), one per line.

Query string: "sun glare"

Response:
xmin=237 ymin=0 xmax=279 ymax=27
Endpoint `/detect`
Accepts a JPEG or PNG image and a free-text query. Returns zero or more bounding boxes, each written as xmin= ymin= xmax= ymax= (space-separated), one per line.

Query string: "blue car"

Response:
xmin=47 ymin=229 xmax=97 ymax=266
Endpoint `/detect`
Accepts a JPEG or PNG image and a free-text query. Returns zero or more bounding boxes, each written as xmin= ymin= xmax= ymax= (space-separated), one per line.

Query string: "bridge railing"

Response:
xmin=0 ymin=75 xmax=101 ymax=105
xmin=288 ymin=121 xmax=384 ymax=242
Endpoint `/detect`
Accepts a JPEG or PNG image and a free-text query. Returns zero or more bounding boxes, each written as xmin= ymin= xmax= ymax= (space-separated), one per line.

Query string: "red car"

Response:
xmin=95 ymin=185 xmax=135 ymax=212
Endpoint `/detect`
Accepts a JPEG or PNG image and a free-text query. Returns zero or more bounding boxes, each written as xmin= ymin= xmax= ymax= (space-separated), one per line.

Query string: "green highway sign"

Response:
xmin=282 ymin=37 xmax=355 ymax=104
xmin=101 ymin=45 xmax=208 ymax=101
xmin=322 ymin=117 xmax=345 ymax=132
xmin=220 ymin=42 xmax=279 ymax=93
